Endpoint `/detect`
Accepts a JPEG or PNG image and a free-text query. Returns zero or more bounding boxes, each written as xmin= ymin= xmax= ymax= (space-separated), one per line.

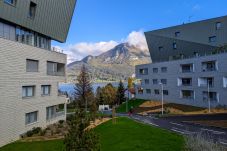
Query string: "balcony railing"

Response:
xmin=46 ymin=111 xmax=65 ymax=120
xmin=51 ymin=47 xmax=64 ymax=54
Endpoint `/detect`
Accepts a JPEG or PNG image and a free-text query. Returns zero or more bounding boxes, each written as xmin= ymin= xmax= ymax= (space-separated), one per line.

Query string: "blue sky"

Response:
xmin=54 ymin=0 xmax=227 ymax=63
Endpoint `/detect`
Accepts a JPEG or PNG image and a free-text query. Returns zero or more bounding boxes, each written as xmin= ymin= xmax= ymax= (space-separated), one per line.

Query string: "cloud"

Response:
xmin=192 ymin=4 xmax=201 ymax=11
xmin=61 ymin=30 xmax=148 ymax=64
xmin=126 ymin=30 xmax=148 ymax=51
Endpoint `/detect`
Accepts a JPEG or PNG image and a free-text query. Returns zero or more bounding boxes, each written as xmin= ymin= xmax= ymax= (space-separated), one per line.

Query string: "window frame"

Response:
xmin=25 ymin=111 xmax=38 ymax=125
xmin=41 ymin=85 xmax=51 ymax=96
xmin=4 ymin=0 xmax=16 ymax=6
xmin=26 ymin=59 xmax=39 ymax=72
xmin=22 ymin=86 xmax=35 ymax=98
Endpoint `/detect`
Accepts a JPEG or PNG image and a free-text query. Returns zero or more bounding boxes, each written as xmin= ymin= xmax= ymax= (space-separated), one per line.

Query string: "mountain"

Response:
xmin=67 ymin=43 xmax=151 ymax=82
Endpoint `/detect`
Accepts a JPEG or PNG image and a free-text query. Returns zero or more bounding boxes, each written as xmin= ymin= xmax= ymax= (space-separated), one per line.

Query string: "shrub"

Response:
xmin=185 ymin=133 xmax=225 ymax=151
xmin=59 ymin=120 xmax=64 ymax=125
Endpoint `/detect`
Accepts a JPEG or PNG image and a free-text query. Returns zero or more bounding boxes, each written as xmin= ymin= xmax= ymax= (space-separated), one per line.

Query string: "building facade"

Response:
xmin=0 ymin=0 xmax=76 ymax=146
xmin=136 ymin=16 xmax=227 ymax=108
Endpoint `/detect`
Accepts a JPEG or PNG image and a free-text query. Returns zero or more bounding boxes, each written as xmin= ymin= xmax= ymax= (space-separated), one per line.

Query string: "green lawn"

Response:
xmin=0 ymin=117 xmax=184 ymax=151
xmin=95 ymin=117 xmax=184 ymax=151
xmin=0 ymin=139 xmax=64 ymax=151
xmin=116 ymin=99 xmax=146 ymax=113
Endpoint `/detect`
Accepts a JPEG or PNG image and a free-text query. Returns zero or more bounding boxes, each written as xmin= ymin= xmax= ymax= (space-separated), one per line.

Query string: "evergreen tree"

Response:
xmin=74 ymin=64 xmax=94 ymax=111
xmin=116 ymin=80 xmax=125 ymax=105
xmin=64 ymin=107 xmax=100 ymax=151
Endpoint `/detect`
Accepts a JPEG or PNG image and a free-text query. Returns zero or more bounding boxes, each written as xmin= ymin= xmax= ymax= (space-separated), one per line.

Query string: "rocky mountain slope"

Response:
xmin=67 ymin=43 xmax=151 ymax=82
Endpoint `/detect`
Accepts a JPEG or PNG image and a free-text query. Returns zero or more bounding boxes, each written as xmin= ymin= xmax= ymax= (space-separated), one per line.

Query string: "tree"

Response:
xmin=116 ymin=80 xmax=125 ymax=105
xmin=102 ymin=83 xmax=117 ymax=106
xmin=127 ymin=77 xmax=134 ymax=89
xmin=96 ymin=86 xmax=104 ymax=105
xmin=74 ymin=64 xmax=94 ymax=111
xmin=64 ymin=107 xmax=100 ymax=151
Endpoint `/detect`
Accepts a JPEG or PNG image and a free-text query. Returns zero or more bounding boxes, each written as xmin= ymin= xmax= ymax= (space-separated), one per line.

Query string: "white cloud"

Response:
xmin=126 ymin=30 xmax=148 ymax=51
xmin=61 ymin=30 xmax=148 ymax=64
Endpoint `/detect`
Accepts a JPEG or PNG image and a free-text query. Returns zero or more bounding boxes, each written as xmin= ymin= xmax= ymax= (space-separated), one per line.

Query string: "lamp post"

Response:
xmin=207 ymin=80 xmax=211 ymax=113
xmin=159 ymin=82 xmax=164 ymax=115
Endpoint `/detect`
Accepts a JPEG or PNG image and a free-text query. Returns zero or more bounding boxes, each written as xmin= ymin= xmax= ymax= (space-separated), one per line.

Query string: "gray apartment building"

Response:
xmin=0 ymin=0 xmax=76 ymax=146
xmin=136 ymin=15 xmax=227 ymax=108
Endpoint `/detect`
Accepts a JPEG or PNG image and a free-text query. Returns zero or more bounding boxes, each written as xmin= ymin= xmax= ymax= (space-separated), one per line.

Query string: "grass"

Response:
xmin=95 ymin=117 xmax=184 ymax=151
xmin=116 ymin=99 xmax=147 ymax=113
xmin=0 ymin=139 xmax=64 ymax=151
xmin=0 ymin=117 xmax=184 ymax=151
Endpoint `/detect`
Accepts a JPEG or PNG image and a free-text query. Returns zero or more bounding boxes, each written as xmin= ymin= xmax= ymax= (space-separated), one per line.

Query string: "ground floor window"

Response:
xmin=154 ymin=89 xmax=159 ymax=95
xmin=146 ymin=89 xmax=151 ymax=94
xmin=163 ymin=90 xmax=169 ymax=95
xmin=181 ymin=90 xmax=194 ymax=99
xmin=202 ymin=91 xmax=218 ymax=102
xmin=25 ymin=111 xmax=38 ymax=125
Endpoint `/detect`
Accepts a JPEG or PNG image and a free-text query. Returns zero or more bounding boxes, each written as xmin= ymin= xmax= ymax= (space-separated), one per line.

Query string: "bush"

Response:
xmin=59 ymin=120 xmax=64 ymax=125
xmin=25 ymin=127 xmax=42 ymax=137
xmin=185 ymin=133 xmax=225 ymax=151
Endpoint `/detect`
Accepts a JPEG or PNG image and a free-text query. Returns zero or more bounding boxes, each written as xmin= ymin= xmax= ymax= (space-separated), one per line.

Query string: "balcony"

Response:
xmin=202 ymin=61 xmax=217 ymax=72
xmin=46 ymin=104 xmax=65 ymax=121
xmin=178 ymin=78 xmax=192 ymax=86
xmin=180 ymin=64 xmax=194 ymax=73
xmin=47 ymin=61 xmax=65 ymax=76
xmin=203 ymin=91 xmax=218 ymax=102
xmin=198 ymin=77 xmax=214 ymax=87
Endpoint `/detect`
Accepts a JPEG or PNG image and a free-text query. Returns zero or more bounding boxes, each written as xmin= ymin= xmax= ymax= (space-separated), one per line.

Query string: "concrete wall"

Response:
xmin=0 ymin=37 xmax=67 ymax=146
xmin=0 ymin=0 xmax=77 ymax=42
xmin=136 ymin=52 xmax=227 ymax=108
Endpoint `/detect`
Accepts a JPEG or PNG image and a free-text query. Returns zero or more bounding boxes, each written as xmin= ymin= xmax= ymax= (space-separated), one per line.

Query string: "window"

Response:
xmin=181 ymin=78 xmax=192 ymax=86
xmin=25 ymin=111 xmax=38 ymax=125
xmin=209 ymin=36 xmax=216 ymax=43
xmin=153 ymin=79 xmax=158 ymax=85
xmin=4 ymin=0 xmax=16 ymax=5
xmin=175 ymin=32 xmax=180 ymax=37
xmin=161 ymin=67 xmax=167 ymax=73
xmin=47 ymin=61 xmax=65 ymax=76
xmin=144 ymin=79 xmax=149 ymax=84
xmin=138 ymin=88 xmax=143 ymax=94
xmin=202 ymin=61 xmax=217 ymax=72
xmin=163 ymin=90 xmax=169 ymax=95
xmin=28 ymin=2 xmax=37 ymax=19
xmin=159 ymin=46 xmax=164 ymax=51
xmin=22 ymin=86 xmax=35 ymax=98
xmin=161 ymin=79 xmax=167 ymax=85
xmin=146 ymin=89 xmax=151 ymax=94
xmin=41 ymin=85 xmax=51 ymax=96
xmin=26 ymin=59 xmax=38 ymax=72
xmin=154 ymin=89 xmax=160 ymax=95
xmin=216 ymin=22 xmax=221 ymax=30
xmin=173 ymin=42 xmax=177 ymax=49
xmin=153 ymin=68 xmax=158 ymax=73
xmin=181 ymin=64 xmax=193 ymax=73
xmin=203 ymin=91 xmax=218 ymax=102
xmin=139 ymin=68 xmax=148 ymax=75
xmin=181 ymin=90 xmax=194 ymax=99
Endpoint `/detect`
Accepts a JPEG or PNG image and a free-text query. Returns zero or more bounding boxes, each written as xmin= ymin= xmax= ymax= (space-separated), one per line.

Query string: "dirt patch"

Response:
xmin=135 ymin=101 xmax=227 ymax=115
xmin=185 ymin=120 xmax=227 ymax=129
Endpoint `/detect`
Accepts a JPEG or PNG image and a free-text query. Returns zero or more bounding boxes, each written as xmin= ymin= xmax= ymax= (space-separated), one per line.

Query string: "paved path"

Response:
xmin=127 ymin=114 xmax=227 ymax=147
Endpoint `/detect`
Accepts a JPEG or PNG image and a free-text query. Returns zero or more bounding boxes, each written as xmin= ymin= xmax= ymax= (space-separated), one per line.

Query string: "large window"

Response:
xmin=28 ymin=2 xmax=37 ymax=19
xmin=139 ymin=68 xmax=148 ymax=75
xmin=22 ymin=86 xmax=35 ymax=98
xmin=181 ymin=90 xmax=194 ymax=99
xmin=144 ymin=79 xmax=149 ymax=84
xmin=41 ymin=85 xmax=51 ymax=96
xmin=47 ymin=61 xmax=65 ymax=76
xmin=0 ymin=21 xmax=15 ymax=40
xmin=216 ymin=22 xmax=221 ymax=30
xmin=153 ymin=68 xmax=158 ymax=73
xmin=25 ymin=111 xmax=38 ymax=125
xmin=26 ymin=59 xmax=38 ymax=72
xmin=161 ymin=79 xmax=167 ymax=85
xmin=4 ymin=0 xmax=16 ymax=5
